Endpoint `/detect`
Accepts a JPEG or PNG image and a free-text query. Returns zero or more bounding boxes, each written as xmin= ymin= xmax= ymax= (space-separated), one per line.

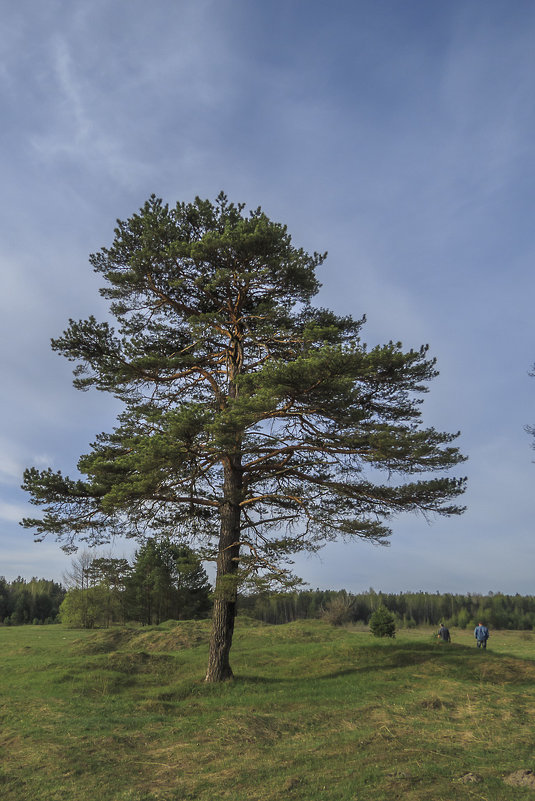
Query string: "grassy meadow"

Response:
xmin=2 ymin=619 xmax=535 ymax=800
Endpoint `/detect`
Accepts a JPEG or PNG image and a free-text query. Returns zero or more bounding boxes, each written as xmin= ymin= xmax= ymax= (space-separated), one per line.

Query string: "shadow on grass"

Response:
xmin=235 ymin=641 xmax=535 ymax=686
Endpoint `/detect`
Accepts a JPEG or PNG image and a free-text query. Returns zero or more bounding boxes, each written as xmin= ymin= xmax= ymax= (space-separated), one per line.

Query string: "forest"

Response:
xmin=2 ymin=564 xmax=535 ymax=631
xmin=0 ymin=576 xmax=65 ymax=625
xmin=238 ymin=588 xmax=535 ymax=630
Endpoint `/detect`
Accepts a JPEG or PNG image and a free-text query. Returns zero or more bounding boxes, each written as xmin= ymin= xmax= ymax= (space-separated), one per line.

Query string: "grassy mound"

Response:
xmin=71 ymin=619 xmax=212 ymax=655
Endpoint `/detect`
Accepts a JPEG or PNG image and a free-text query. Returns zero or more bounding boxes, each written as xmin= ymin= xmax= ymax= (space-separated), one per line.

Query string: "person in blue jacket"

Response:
xmin=474 ymin=622 xmax=490 ymax=648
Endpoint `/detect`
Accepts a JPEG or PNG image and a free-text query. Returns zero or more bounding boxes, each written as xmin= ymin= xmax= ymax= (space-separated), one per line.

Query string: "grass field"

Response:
xmin=2 ymin=619 xmax=535 ymax=800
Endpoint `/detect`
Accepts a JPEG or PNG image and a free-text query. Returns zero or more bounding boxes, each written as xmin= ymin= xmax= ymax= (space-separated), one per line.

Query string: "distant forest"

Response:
xmin=0 ymin=577 xmax=65 ymax=625
xmin=2 ymin=575 xmax=535 ymax=631
xmin=238 ymin=588 xmax=535 ymax=630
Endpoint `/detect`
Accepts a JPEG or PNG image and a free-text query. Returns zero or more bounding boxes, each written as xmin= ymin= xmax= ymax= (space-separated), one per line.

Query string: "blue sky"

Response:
xmin=1 ymin=0 xmax=535 ymax=593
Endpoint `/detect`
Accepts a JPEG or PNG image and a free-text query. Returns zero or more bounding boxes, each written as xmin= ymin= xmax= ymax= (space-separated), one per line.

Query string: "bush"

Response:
xmin=369 ymin=605 xmax=396 ymax=638
xmin=59 ymin=586 xmax=112 ymax=628
xmin=322 ymin=595 xmax=354 ymax=626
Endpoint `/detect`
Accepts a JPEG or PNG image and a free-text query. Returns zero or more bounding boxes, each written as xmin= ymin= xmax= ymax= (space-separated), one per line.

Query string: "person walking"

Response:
xmin=474 ymin=622 xmax=490 ymax=648
xmin=437 ymin=623 xmax=451 ymax=642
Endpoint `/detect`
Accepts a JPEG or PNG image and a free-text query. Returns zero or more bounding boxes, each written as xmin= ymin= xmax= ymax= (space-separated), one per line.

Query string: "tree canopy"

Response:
xmin=22 ymin=192 xmax=466 ymax=680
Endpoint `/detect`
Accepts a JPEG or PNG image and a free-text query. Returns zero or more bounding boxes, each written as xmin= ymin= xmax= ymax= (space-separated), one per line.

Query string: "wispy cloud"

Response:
xmin=0 ymin=454 xmax=23 ymax=485
xmin=2 ymin=0 xmax=535 ymax=592
xmin=29 ymin=35 xmax=131 ymax=184
xmin=0 ymin=501 xmax=29 ymax=524
xmin=27 ymin=2 xmax=240 ymax=189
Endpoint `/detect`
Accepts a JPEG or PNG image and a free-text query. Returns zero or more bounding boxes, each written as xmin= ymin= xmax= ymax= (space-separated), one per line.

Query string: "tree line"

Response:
xmin=0 ymin=539 xmax=212 ymax=628
xmin=237 ymin=588 xmax=535 ymax=630
xmin=3 ymin=570 xmax=535 ymax=631
xmin=0 ymin=577 xmax=65 ymax=625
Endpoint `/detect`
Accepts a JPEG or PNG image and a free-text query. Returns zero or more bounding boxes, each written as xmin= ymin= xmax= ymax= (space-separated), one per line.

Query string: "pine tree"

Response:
xmin=126 ymin=539 xmax=210 ymax=624
xmin=22 ymin=192 xmax=466 ymax=680
xmin=369 ymin=605 xmax=396 ymax=638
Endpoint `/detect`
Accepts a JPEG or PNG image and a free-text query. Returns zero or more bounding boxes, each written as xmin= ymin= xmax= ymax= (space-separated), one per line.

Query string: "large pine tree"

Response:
xmin=22 ymin=193 xmax=466 ymax=680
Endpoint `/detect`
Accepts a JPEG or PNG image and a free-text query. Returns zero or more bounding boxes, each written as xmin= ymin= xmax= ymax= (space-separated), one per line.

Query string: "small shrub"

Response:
xmin=322 ymin=595 xmax=354 ymax=626
xmin=369 ymin=605 xmax=396 ymax=638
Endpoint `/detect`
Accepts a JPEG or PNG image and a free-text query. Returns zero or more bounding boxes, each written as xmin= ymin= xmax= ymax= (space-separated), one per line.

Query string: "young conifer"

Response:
xmin=369 ymin=605 xmax=396 ymax=638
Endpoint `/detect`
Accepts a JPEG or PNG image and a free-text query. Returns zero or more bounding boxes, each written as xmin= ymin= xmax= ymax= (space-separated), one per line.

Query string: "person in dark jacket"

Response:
xmin=437 ymin=623 xmax=451 ymax=642
xmin=474 ymin=622 xmax=490 ymax=648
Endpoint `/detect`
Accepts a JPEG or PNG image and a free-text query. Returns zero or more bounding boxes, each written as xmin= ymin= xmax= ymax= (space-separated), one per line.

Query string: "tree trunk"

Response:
xmin=205 ymin=457 xmax=241 ymax=682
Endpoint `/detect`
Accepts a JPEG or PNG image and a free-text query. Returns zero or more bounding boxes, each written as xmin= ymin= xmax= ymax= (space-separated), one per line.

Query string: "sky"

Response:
xmin=1 ymin=0 xmax=535 ymax=595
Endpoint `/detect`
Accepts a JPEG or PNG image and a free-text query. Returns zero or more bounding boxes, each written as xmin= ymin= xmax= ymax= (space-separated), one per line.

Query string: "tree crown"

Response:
xmin=22 ymin=192 xmax=466 ymax=588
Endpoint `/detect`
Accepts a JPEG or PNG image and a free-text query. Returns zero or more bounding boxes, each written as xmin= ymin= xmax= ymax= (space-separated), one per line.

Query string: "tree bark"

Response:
xmin=205 ymin=456 xmax=242 ymax=682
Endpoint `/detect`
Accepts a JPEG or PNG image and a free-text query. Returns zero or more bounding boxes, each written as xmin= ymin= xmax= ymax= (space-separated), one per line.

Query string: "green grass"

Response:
xmin=2 ymin=620 xmax=535 ymax=800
